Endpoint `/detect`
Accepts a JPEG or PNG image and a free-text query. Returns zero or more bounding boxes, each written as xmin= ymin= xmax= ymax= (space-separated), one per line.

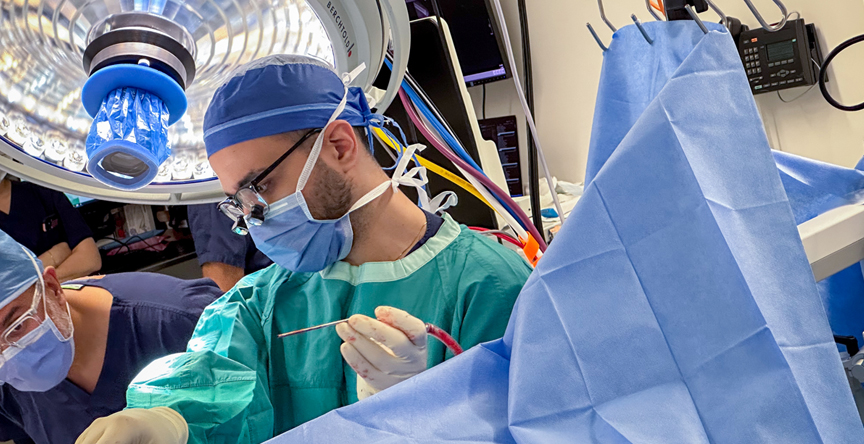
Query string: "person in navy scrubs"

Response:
xmin=0 ymin=175 xmax=101 ymax=282
xmin=0 ymin=229 xmax=222 ymax=444
xmin=187 ymin=203 xmax=271 ymax=291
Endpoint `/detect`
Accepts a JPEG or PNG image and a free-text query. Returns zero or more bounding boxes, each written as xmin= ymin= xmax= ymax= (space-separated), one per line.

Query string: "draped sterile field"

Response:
xmin=774 ymin=150 xmax=864 ymax=348
xmin=268 ymin=21 xmax=863 ymax=443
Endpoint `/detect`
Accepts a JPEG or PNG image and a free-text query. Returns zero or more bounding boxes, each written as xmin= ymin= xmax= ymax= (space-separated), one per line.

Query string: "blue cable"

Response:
xmin=386 ymin=60 xmax=528 ymax=230
xmin=403 ymin=83 xmax=487 ymax=175
xmin=385 ymin=59 xmax=486 ymax=175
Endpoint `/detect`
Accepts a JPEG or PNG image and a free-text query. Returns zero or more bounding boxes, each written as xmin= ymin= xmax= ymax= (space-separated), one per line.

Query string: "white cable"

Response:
xmin=490 ymin=0 xmax=566 ymax=225
xmin=458 ymin=164 xmax=529 ymax=241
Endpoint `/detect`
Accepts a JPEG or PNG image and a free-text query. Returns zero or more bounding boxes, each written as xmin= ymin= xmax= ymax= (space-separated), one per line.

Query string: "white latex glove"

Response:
xmin=336 ymin=306 xmax=427 ymax=400
xmin=75 ymin=407 xmax=188 ymax=444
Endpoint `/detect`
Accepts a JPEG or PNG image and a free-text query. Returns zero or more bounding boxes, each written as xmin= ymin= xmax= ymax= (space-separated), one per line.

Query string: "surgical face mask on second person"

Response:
xmin=0 ymin=249 xmax=75 ymax=392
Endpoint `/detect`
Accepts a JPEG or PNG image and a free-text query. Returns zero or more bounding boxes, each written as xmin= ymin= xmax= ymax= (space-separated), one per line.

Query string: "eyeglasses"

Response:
xmin=218 ymin=128 xmax=322 ymax=235
xmin=0 ymin=269 xmax=46 ymax=360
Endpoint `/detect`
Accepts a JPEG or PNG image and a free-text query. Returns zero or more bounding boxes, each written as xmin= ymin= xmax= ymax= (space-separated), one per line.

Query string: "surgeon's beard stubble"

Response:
xmin=302 ymin=151 xmax=393 ymax=249
xmin=305 ymin=160 xmax=353 ymax=221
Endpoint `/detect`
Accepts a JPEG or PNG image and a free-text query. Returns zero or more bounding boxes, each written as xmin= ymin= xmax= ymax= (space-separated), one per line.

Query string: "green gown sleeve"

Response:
xmin=451 ymin=233 xmax=534 ymax=354
xmin=125 ymin=272 xmax=275 ymax=444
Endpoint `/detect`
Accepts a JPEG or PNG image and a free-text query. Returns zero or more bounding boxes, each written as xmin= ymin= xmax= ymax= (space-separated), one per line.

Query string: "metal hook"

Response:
xmin=631 ymin=15 xmax=654 ymax=44
xmin=645 ymin=0 xmax=664 ymax=21
xmin=685 ymin=4 xmax=709 ymax=34
xmin=597 ymin=0 xmax=617 ymax=32
xmin=586 ymin=23 xmax=609 ymax=52
xmin=743 ymin=0 xmax=788 ymax=32
xmin=706 ymin=0 xmax=728 ymax=28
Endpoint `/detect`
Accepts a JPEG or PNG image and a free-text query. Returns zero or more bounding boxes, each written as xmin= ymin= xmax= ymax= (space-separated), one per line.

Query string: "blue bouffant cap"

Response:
xmin=203 ymin=54 xmax=374 ymax=157
xmin=0 ymin=229 xmax=43 ymax=311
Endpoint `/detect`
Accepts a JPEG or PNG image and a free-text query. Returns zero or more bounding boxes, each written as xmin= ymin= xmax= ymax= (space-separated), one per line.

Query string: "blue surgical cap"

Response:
xmin=0 ymin=229 xmax=43 ymax=311
xmin=203 ymin=54 xmax=374 ymax=157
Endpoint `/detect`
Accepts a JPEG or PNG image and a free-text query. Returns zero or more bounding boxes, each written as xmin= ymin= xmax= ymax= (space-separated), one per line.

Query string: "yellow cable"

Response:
xmin=374 ymin=128 xmax=542 ymax=263
xmin=372 ymin=128 xmax=492 ymax=208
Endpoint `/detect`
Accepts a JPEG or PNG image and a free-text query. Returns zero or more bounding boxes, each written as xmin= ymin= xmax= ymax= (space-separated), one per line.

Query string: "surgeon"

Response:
xmin=76 ymin=54 xmax=532 ymax=444
xmin=0 ymin=174 xmax=101 ymax=282
xmin=0 ymin=229 xmax=222 ymax=444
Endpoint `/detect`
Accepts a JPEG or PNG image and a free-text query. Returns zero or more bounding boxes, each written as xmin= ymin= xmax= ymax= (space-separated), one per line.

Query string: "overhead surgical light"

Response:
xmin=0 ymin=0 xmax=409 ymax=204
xmin=81 ymin=12 xmax=195 ymax=190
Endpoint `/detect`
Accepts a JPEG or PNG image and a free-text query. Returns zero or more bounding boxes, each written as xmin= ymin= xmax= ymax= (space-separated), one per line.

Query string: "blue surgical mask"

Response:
xmin=250 ymin=190 xmax=355 ymax=272
xmin=0 ymin=314 xmax=75 ymax=392
xmin=249 ymin=133 xmax=437 ymax=273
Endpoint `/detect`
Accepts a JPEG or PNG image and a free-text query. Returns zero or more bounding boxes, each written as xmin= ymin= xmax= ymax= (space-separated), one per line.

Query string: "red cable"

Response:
xmin=494 ymin=233 xmax=524 ymax=248
xmin=399 ymin=89 xmax=548 ymax=252
xmin=425 ymin=323 xmax=463 ymax=355
xmin=469 ymin=226 xmax=525 ymax=248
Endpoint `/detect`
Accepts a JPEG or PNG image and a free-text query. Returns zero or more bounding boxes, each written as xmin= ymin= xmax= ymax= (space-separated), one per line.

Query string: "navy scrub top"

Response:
xmin=0 ymin=181 xmax=93 ymax=256
xmin=187 ymin=203 xmax=272 ymax=274
xmin=0 ymin=273 xmax=223 ymax=444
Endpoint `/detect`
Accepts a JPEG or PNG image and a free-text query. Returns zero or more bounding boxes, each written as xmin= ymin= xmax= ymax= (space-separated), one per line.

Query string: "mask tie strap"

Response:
xmin=390 ymin=144 xmax=457 ymax=213
xmin=21 ymin=247 xmax=71 ymax=341
xmin=347 ymin=143 xmax=428 ymax=213
xmin=296 ymin=63 xmax=367 ymax=193
xmin=427 ymin=191 xmax=458 ymax=214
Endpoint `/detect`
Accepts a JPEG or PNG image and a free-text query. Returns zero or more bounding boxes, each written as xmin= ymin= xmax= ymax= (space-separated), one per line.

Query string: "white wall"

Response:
xmin=470 ymin=0 xmax=864 ymax=184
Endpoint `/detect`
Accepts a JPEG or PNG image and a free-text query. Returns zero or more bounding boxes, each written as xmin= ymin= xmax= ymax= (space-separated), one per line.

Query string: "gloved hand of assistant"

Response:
xmin=75 ymin=407 xmax=188 ymax=444
xmin=336 ymin=306 xmax=428 ymax=400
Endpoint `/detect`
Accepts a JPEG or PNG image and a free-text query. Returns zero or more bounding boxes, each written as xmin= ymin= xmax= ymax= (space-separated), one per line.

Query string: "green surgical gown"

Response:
xmin=126 ymin=214 xmax=532 ymax=443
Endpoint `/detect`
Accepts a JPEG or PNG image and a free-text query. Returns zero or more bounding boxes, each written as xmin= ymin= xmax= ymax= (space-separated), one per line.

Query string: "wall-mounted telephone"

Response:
xmin=738 ymin=19 xmax=824 ymax=95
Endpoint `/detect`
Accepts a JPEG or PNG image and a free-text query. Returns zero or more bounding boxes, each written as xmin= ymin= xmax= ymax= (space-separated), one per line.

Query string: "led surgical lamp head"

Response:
xmin=80 ymin=12 xmax=197 ymax=191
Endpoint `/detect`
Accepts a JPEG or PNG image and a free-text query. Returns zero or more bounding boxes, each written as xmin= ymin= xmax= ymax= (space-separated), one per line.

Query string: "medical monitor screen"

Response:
xmin=406 ymin=0 xmax=510 ymax=87
xmin=767 ymin=40 xmax=795 ymax=62
xmin=479 ymin=116 xmax=523 ymax=197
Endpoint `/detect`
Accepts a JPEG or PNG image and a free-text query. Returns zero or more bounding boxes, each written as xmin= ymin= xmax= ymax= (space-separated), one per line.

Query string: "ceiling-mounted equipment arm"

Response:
xmin=375 ymin=0 xmax=410 ymax=113
xmin=799 ymin=205 xmax=864 ymax=282
xmin=304 ymin=0 xmax=409 ymax=113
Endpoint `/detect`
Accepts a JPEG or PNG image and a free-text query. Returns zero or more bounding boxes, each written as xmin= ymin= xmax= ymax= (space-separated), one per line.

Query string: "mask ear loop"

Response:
xmin=20 ymin=247 xmax=46 ymax=318
xmin=21 ymin=247 xmax=73 ymax=342
xmin=295 ymin=63 xmax=367 ymax=193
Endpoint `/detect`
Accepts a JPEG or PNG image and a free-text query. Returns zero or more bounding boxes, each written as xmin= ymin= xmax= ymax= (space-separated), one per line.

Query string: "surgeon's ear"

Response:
xmin=324 ymin=120 xmax=361 ymax=173
xmin=42 ymin=267 xmax=63 ymax=300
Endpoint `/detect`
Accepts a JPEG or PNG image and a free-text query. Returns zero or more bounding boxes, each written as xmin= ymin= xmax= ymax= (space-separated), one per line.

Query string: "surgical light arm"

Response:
xmin=305 ymin=0 xmax=409 ymax=113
